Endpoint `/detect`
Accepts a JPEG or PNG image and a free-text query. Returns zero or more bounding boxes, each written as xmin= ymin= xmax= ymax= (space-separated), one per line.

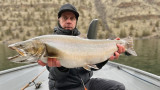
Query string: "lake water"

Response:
xmin=0 ymin=39 xmax=160 ymax=76
xmin=0 ymin=43 xmax=27 ymax=71
xmin=114 ymin=39 xmax=160 ymax=76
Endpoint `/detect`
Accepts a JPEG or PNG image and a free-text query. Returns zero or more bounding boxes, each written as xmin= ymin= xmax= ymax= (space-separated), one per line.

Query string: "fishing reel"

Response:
xmin=35 ymin=81 xmax=42 ymax=89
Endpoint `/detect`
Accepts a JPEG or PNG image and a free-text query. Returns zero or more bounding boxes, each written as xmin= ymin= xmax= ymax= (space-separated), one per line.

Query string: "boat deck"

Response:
xmin=0 ymin=62 xmax=160 ymax=90
xmin=93 ymin=62 xmax=160 ymax=90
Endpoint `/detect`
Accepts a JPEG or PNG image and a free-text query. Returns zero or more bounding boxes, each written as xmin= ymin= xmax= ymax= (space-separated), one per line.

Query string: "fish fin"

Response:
xmin=83 ymin=64 xmax=99 ymax=71
xmin=39 ymin=51 xmax=58 ymax=63
xmin=88 ymin=64 xmax=99 ymax=70
xmin=123 ymin=37 xmax=137 ymax=56
xmin=125 ymin=48 xmax=137 ymax=56
xmin=83 ymin=66 xmax=91 ymax=71
xmin=44 ymin=42 xmax=61 ymax=57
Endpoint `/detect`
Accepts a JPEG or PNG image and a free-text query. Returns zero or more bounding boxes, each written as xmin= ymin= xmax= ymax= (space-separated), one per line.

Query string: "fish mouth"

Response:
xmin=8 ymin=46 xmax=26 ymax=60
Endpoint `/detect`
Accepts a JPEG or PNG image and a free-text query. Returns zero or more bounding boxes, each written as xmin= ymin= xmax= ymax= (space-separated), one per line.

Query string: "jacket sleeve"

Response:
xmin=47 ymin=66 xmax=70 ymax=81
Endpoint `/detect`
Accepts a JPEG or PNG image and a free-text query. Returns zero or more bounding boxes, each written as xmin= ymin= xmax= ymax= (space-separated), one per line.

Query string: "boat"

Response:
xmin=1 ymin=19 xmax=159 ymax=90
xmin=0 ymin=61 xmax=160 ymax=90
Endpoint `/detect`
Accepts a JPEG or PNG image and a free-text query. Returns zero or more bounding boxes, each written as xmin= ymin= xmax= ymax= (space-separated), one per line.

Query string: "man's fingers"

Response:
xmin=47 ymin=58 xmax=61 ymax=67
xmin=38 ymin=58 xmax=61 ymax=67
xmin=109 ymin=55 xmax=115 ymax=60
xmin=114 ymin=52 xmax=119 ymax=59
xmin=115 ymin=38 xmax=120 ymax=40
xmin=117 ymin=44 xmax=125 ymax=54
xmin=122 ymin=46 xmax=125 ymax=52
xmin=109 ymin=38 xmax=125 ymax=61
xmin=37 ymin=60 xmax=46 ymax=66
xmin=48 ymin=58 xmax=56 ymax=67
xmin=55 ymin=60 xmax=61 ymax=67
xmin=109 ymin=52 xmax=120 ymax=60
xmin=115 ymin=38 xmax=125 ymax=54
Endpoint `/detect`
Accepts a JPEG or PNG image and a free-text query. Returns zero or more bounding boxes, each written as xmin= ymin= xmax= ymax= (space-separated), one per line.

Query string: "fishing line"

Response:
xmin=76 ymin=68 xmax=88 ymax=90
xmin=117 ymin=66 xmax=160 ymax=88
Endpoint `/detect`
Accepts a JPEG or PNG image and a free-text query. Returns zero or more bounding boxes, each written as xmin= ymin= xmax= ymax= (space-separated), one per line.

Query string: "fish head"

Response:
xmin=8 ymin=41 xmax=29 ymax=57
xmin=8 ymin=39 xmax=45 ymax=63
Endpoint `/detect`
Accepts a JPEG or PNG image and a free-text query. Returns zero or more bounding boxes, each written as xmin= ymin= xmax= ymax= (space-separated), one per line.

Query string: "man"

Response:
xmin=38 ymin=4 xmax=125 ymax=90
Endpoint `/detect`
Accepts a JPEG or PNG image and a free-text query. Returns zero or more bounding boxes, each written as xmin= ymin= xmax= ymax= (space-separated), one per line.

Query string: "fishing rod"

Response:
xmin=21 ymin=69 xmax=46 ymax=90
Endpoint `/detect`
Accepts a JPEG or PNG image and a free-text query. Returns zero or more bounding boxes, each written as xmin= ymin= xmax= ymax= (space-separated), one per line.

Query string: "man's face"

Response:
xmin=59 ymin=11 xmax=77 ymax=30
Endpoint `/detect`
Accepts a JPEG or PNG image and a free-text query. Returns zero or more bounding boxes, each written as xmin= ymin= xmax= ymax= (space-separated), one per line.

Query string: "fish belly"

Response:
xmin=42 ymin=35 xmax=119 ymax=68
xmin=57 ymin=42 xmax=118 ymax=68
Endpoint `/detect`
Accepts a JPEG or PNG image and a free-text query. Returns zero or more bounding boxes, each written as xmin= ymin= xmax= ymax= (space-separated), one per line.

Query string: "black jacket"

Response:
xmin=47 ymin=27 xmax=108 ymax=89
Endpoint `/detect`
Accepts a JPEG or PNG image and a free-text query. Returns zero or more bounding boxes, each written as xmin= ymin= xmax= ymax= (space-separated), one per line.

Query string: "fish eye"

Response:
xmin=19 ymin=44 xmax=25 ymax=48
xmin=19 ymin=44 xmax=23 ymax=47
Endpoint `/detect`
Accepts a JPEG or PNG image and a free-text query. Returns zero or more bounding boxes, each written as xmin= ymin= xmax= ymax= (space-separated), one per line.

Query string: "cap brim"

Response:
xmin=58 ymin=9 xmax=79 ymax=19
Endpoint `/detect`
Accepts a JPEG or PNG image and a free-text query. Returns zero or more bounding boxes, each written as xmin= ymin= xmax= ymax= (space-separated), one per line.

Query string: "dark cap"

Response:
xmin=58 ymin=4 xmax=79 ymax=20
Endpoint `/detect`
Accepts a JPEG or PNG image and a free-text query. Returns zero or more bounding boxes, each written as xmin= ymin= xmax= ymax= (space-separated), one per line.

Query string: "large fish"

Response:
xmin=8 ymin=35 xmax=137 ymax=70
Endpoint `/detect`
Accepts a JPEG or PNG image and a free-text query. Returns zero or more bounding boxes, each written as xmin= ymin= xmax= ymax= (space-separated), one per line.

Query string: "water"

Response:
xmin=0 ymin=39 xmax=160 ymax=76
xmin=114 ymin=39 xmax=160 ymax=76
xmin=0 ymin=44 xmax=27 ymax=71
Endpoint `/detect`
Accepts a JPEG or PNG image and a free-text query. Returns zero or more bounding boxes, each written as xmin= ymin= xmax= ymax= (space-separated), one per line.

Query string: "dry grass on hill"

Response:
xmin=0 ymin=0 xmax=160 ymax=44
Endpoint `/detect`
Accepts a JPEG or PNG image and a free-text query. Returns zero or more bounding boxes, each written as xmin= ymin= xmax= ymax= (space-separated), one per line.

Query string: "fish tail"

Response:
xmin=123 ymin=37 xmax=137 ymax=56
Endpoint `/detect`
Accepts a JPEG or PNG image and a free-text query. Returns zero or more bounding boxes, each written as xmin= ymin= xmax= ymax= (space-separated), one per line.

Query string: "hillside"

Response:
xmin=0 ymin=0 xmax=160 ymax=44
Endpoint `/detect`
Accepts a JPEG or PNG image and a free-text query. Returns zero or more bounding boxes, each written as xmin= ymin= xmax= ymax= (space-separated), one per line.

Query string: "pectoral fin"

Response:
xmin=44 ymin=42 xmax=61 ymax=57
xmin=88 ymin=64 xmax=99 ymax=69
xmin=83 ymin=64 xmax=99 ymax=71
xmin=83 ymin=66 xmax=91 ymax=71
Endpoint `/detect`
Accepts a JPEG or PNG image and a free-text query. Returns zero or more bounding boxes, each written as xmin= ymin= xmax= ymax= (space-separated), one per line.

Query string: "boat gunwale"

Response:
xmin=108 ymin=61 xmax=160 ymax=81
xmin=0 ymin=63 xmax=38 ymax=75
xmin=1 ymin=61 xmax=160 ymax=81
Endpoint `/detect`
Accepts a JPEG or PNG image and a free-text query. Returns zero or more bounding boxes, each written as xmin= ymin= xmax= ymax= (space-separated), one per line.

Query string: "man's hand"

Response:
xmin=109 ymin=38 xmax=125 ymax=60
xmin=37 ymin=58 xmax=61 ymax=67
